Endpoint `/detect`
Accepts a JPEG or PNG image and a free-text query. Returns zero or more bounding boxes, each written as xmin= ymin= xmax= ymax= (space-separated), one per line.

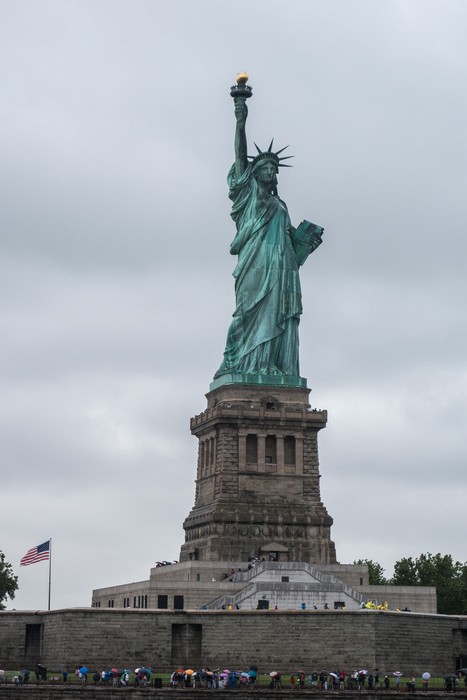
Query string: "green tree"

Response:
xmin=354 ymin=559 xmax=388 ymax=585
xmin=0 ymin=551 xmax=19 ymax=609
xmin=392 ymin=556 xmax=418 ymax=586
xmin=391 ymin=552 xmax=467 ymax=614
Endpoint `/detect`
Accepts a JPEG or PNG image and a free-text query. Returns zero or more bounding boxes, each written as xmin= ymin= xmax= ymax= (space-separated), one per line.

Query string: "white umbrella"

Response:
xmin=422 ymin=672 xmax=431 ymax=681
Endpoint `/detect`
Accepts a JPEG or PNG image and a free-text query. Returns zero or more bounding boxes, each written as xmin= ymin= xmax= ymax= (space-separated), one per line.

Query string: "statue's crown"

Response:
xmin=249 ymin=139 xmax=294 ymax=169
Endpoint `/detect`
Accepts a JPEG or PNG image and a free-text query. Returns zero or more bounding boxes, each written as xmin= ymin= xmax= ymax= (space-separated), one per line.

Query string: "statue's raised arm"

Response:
xmin=234 ymin=97 xmax=248 ymax=178
xmin=229 ymin=72 xmax=252 ymax=178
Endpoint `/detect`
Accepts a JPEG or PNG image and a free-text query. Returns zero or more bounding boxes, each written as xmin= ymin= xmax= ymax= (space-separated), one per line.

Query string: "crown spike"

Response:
xmin=248 ymin=141 xmax=294 ymax=170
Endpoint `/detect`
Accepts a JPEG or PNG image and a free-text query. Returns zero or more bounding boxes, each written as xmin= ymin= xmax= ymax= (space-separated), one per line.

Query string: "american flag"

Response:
xmin=20 ymin=540 xmax=50 ymax=566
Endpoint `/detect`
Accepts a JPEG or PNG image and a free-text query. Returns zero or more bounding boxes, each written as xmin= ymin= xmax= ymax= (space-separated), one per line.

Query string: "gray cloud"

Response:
xmin=1 ymin=0 xmax=467 ymax=608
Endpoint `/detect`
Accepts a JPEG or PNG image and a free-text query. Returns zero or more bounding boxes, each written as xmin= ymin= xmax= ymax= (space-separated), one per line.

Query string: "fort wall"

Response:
xmin=1 ymin=608 xmax=466 ymax=675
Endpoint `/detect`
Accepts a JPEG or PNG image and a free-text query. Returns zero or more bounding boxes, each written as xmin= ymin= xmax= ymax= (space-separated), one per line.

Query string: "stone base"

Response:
xmin=180 ymin=383 xmax=336 ymax=565
xmin=91 ymin=558 xmax=437 ymax=616
xmin=0 ymin=596 xmax=449 ymax=674
xmin=149 ymin=559 xmax=367 ymax=611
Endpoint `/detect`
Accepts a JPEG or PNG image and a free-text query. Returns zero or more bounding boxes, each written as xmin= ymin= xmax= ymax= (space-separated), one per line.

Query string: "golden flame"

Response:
xmin=236 ymin=72 xmax=249 ymax=85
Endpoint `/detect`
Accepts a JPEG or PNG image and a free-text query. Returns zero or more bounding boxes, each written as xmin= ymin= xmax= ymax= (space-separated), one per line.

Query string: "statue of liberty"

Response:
xmin=213 ymin=74 xmax=324 ymax=388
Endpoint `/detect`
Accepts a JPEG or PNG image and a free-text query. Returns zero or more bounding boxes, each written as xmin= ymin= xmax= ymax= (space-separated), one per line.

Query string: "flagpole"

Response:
xmin=48 ymin=538 xmax=52 ymax=611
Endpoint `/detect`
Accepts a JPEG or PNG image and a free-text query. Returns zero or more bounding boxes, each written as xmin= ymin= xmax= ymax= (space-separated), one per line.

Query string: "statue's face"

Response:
xmin=255 ymin=161 xmax=278 ymax=185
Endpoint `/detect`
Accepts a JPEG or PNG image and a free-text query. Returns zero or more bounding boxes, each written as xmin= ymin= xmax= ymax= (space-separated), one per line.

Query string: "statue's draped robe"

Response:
xmin=214 ymin=163 xmax=303 ymax=379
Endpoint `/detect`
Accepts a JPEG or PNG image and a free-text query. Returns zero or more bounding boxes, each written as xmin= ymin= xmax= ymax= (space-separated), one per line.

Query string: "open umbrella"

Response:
xmin=330 ymin=672 xmax=339 ymax=679
xmin=422 ymin=673 xmax=431 ymax=681
xmin=79 ymin=667 xmax=89 ymax=675
xmin=393 ymin=672 xmax=403 ymax=677
xmin=457 ymin=668 xmax=467 ymax=674
xmin=270 ymin=671 xmax=278 ymax=677
xmin=184 ymin=669 xmax=194 ymax=675
xmin=241 ymin=672 xmax=249 ymax=678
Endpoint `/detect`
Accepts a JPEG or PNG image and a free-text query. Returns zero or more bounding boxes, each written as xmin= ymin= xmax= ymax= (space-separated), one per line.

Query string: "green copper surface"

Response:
xmin=213 ymin=82 xmax=323 ymax=389
xmin=210 ymin=372 xmax=307 ymax=392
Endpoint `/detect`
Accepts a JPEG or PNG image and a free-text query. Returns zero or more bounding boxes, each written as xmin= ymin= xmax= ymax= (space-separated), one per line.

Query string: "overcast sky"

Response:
xmin=1 ymin=0 xmax=466 ymax=610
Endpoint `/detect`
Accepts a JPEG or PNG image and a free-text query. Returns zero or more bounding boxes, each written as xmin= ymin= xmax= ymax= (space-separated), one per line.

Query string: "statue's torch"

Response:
xmin=230 ymin=72 xmax=253 ymax=100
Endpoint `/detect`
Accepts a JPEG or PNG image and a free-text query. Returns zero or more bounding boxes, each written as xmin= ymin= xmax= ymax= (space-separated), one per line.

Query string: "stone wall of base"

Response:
xmin=358 ymin=585 xmax=437 ymax=614
xmin=1 ymin=608 xmax=466 ymax=675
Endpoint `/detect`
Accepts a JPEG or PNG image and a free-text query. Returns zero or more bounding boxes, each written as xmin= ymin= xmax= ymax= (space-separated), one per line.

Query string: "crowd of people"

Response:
xmin=72 ymin=665 xmax=153 ymax=687
xmin=0 ymin=665 xmax=152 ymax=687
xmin=2 ymin=663 xmax=466 ymax=690
xmin=168 ymin=667 xmax=467 ymax=692
xmin=361 ymin=600 xmax=411 ymax=612
xmin=170 ymin=666 xmax=257 ymax=689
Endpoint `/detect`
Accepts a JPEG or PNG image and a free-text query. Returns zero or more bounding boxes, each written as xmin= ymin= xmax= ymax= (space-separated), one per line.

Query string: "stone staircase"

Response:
xmin=207 ymin=561 xmax=365 ymax=610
